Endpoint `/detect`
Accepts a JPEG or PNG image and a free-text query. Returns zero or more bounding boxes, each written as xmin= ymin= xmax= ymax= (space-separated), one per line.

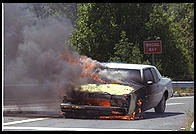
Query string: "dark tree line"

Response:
xmin=69 ymin=3 xmax=194 ymax=80
xmin=26 ymin=3 xmax=194 ymax=80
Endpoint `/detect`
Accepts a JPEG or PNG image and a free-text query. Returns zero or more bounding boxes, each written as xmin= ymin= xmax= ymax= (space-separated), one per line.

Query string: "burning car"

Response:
xmin=60 ymin=63 xmax=173 ymax=119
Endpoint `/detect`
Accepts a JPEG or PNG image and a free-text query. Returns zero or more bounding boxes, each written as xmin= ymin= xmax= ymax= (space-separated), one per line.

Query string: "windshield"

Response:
xmin=90 ymin=67 xmax=143 ymax=89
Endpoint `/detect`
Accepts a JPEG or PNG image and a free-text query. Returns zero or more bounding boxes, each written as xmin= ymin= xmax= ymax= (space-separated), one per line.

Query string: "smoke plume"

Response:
xmin=4 ymin=3 xmax=82 ymax=110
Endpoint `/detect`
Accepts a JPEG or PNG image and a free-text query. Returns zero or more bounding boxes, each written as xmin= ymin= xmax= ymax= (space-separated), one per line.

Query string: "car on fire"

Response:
xmin=60 ymin=63 xmax=173 ymax=118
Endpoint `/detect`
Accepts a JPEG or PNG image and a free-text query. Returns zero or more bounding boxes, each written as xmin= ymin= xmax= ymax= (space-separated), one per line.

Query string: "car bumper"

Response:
xmin=60 ymin=103 xmax=127 ymax=116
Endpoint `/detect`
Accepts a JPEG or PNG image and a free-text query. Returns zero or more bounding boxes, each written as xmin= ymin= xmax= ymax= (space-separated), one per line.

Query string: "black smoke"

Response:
xmin=4 ymin=3 xmax=82 ymax=111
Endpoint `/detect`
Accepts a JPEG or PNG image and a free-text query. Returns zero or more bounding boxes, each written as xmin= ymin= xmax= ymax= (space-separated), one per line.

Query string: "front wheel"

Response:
xmin=154 ymin=95 xmax=166 ymax=114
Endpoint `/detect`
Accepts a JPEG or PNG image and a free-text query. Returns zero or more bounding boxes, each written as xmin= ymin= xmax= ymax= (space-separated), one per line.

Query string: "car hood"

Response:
xmin=79 ymin=84 xmax=135 ymax=95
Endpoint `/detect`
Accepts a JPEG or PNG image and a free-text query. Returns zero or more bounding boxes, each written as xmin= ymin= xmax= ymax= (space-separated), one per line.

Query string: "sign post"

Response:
xmin=143 ymin=40 xmax=162 ymax=66
xmin=152 ymin=53 xmax=155 ymax=66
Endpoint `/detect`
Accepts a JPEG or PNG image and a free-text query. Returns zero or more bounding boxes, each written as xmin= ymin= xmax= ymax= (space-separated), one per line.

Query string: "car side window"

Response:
xmin=151 ymin=68 xmax=160 ymax=83
xmin=143 ymin=68 xmax=154 ymax=83
xmin=154 ymin=68 xmax=163 ymax=79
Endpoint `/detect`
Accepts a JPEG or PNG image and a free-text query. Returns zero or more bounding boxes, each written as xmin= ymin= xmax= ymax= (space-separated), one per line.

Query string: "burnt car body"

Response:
xmin=60 ymin=63 xmax=173 ymax=118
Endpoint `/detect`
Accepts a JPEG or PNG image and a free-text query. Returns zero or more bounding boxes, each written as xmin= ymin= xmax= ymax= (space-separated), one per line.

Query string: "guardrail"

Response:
xmin=172 ymin=81 xmax=194 ymax=88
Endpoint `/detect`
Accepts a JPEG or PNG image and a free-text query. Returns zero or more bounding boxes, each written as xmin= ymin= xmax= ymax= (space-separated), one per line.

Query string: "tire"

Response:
xmin=154 ymin=95 xmax=166 ymax=114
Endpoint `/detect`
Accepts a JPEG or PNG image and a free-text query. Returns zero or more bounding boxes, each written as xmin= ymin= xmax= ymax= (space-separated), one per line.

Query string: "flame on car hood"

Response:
xmin=78 ymin=84 xmax=135 ymax=95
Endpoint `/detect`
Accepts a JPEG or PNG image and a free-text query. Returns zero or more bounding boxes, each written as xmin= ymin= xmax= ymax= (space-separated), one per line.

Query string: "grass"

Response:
xmin=184 ymin=109 xmax=194 ymax=131
xmin=174 ymin=87 xmax=194 ymax=94
xmin=175 ymin=88 xmax=194 ymax=131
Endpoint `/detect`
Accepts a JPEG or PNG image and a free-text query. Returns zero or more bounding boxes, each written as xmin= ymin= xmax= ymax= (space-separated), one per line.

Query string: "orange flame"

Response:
xmin=100 ymin=112 xmax=136 ymax=120
xmin=137 ymin=99 xmax=142 ymax=106
xmin=61 ymin=48 xmax=109 ymax=83
xmin=60 ymin=49 xmax=144 ymax=120
xmin=99 ymin=99 xmax=143 ymax=120
xmin=111 ymin=110 xmax=122 ymax=115
xmin=61 ymin=49 xmax=79 ymax=65
xmin=87 ymin=98 xmax=110 ymax=107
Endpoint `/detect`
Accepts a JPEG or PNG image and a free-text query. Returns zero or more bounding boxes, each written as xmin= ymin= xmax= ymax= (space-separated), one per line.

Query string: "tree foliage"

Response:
xmin=110 ymin=31 xmax=150 ymax=64
xmin=170 ymin=3 xmax=194 ymax=79
xmin=27 ymin=3 xmax=77 ymax=25
xmin=69 ymin=3 xmax=194 ymax=80
xmin=146 ymin=3 xmax=194 ymax=80
xmin=70 ymin=3 xmax=154 ymax=61
xmin=25 ymin=3 xmax=194 ymax=80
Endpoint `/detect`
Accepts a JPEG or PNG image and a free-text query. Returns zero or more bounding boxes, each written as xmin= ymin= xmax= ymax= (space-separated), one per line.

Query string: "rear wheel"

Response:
xmin=154 ymin=95 xmax=166 ymax=114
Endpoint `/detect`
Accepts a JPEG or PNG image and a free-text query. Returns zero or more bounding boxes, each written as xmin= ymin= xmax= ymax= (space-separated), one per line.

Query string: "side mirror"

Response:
xmin=147 ymin=80 xmax=153 ymax=85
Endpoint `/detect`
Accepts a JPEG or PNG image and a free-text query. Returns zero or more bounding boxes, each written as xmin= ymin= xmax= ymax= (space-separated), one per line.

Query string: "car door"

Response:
xmin=143 ymin=68 xmax=162 ymax=110
xmin=150 ymin=67 xmax=163 ymax=107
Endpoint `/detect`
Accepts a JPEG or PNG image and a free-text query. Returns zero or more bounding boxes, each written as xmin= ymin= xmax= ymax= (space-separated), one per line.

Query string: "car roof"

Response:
xmin=101 ymin=62 xmax=154 ymax=70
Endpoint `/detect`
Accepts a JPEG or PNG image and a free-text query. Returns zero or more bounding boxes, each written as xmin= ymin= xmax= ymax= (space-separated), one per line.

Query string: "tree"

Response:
xmin=146 ymin=3 xmax=193 ymax=80
xmin=69 ymin=3 xmax=193 ymax=80
xmin=27 ymin=3 xmax=78 ymax=25
xmin=69 ymin=3 xmax=154 ymax=62
xmin=69 ymin=3 xmax=118 ymax=61
xmin=110 ymin=31 xmax=150 ymax=64
xmin=169 ymin=3 xmax=194 ymax=80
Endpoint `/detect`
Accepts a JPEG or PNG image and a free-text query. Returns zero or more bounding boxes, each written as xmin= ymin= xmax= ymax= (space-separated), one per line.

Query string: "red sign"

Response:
xmin=143 ymin=40 xmax=162 ymax=54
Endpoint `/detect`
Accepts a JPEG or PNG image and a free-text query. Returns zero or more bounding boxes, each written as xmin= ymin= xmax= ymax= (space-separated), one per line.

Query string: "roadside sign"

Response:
xmin=143 ymin=40 xmax=162 ymax=54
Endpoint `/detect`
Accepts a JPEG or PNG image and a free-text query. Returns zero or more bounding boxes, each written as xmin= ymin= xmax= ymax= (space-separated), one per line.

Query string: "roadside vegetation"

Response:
xmin=69 ymin=3 xmax=194 ymax=81
xmin=183 ymin=109 xmax=194 ymax=131
xmin=174 ymin=88 xmax=194 ymax=96
xmin=27 ymin=3 xmax=194 ymax=81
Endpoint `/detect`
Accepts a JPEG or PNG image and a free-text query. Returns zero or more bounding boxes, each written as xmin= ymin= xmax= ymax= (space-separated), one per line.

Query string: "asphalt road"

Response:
xmin=3 ymin=96 xmax=194 ymax=131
